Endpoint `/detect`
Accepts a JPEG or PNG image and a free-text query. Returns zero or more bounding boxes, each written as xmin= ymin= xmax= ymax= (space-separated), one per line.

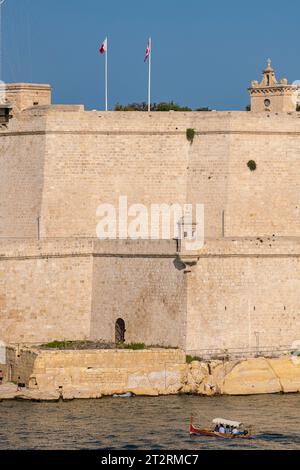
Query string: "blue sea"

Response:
xmin=0 ymin=394 xmax=299 ymax=450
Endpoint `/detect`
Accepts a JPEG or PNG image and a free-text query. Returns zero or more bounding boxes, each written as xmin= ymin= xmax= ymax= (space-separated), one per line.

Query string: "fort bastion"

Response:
xmin=1 ymin=62 xmax=300 ymax=357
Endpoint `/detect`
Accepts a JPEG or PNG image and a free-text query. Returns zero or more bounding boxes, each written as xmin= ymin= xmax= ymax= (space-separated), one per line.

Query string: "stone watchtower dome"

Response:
xmin=249 ymin=59 xmax=297 ymax=112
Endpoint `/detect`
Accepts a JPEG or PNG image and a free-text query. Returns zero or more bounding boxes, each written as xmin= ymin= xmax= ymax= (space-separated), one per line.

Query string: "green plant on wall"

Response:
xmin=247 ymin=160 xmax=257 ymax=171
xmin=186 ymin=128 xmax=195 ymax=144
xmin=186 ymin=355 xmax=202 ymax=363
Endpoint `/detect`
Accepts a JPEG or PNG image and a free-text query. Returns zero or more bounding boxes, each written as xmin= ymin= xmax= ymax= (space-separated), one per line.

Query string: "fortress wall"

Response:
xmin=224 ymin=112 xmax=300 ymax=237
xmin=90 ymin=255 xmax=186 ymax=348
xmin=0 ymin=254 xmax=93 ymax=344
xmin=12 ymin=109 xmax=233 ymax=238
xmin=0 ymin=110 xmax=52 ymax=239
xmin=0 ymin=237 xmax=177 ymax=258
xmin=2 ymin=236 xmax=300 ymax=350
xmin=37 ymin=110 xmax=228 ymax=238
xmin=196 ymin=236 xmax=300 ymax=256
xmin=3 ymin=108 xmax=300 ymax=239
xmin=44 ymin=108 xmax=233 ymax=132
xmin=0 ymin=107 xmax=79 ymax=239
xmin=186 ymin=255 xmax=300 ymax=353
xmin=187 ymin=133 xmax=230 ymax=237
xmin=0 ymin=238 xmax=183 ymax=346
xmin=1 ymin=83 xmax=52 ymax=113
xmin=0 ymin=114 xmax=47 ymax=237
xmin=40 ymin=132 xmax=190 ymax=237
xmin=226 ymin=132 xmax=300 ymax=237
xmin=39 ymin=110 xmax=300 ymax=239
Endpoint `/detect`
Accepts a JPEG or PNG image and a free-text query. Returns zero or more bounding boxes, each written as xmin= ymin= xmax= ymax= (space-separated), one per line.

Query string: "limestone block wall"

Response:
xmin=186 ymin=238 xmax=300 ymax=353
xmin=0 ymin=244 xmax=93 ymax=344
xmin=0 ymin=239 xmax=186 ymax=347
xmin=187 ymin=131 xmax=230 ymax=238
xmin=226 ymin=130 xmax=300 ymax=237
xmin=0 ymin=106 xmax=82 ymax=238
xmin=7 ymin=347 xmax=187 ymax=398
xmin=40 ymin=110 xmax=191 ymax=238
xmin=0 ymin=112 xmax=47 ymax=238
xmin=91 ymin=255 xmax=186 ymax=348
xmin=3 ymin=106 xmax=300 ymax=240
xmin=5 ymin=346 xmax=38 ymax=383
xmin=1 ymin=83 xmax=52 ymax=112
xmin=2 ymin=237 xmax=300 ymax=352
xmin=35 ymin=110 xmax=300 ymax=239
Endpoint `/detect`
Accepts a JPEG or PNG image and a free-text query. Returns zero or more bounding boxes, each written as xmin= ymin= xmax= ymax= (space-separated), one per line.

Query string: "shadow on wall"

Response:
xmin=173 ymin=257 xmax=186 ymax=271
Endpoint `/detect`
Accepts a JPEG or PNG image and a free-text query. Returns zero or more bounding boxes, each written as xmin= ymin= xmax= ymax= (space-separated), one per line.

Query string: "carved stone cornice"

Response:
xmin=249 ymin=85 xmax=295 ymax=96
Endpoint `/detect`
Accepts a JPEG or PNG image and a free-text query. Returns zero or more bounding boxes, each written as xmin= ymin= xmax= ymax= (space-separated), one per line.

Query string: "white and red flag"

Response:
xmin=99 ymin=38 xmax=107 ymax=55
xmin=144 ymin=38 xmax=151 ymax=62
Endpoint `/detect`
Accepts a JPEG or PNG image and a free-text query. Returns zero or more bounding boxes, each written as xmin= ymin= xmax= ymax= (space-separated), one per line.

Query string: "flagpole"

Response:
xmin=148 ymin=37 xmax=151 ymax=113
xmin=105 ymin=37 xmax=108 ymax=111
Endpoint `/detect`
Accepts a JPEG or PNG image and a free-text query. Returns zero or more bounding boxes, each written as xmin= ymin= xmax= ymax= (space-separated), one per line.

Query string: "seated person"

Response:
xmin=218 ymin=425 xmax=226 ymax=434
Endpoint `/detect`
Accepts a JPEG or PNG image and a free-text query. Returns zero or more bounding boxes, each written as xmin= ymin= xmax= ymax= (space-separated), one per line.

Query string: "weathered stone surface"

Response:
xmin=0 ymin=383 xmax=18 ymax=400
xmin=16 ymin=390 xmax=60 ymax=401
xmin=183 ymin=362 xmax=208 ymax=394
xmin=62 ymin=387 xmax=102 ymax=400
xmin=0 ymin=382 xmax=60 ymax=401
xmin=3 ymin=347 xmax=300 ymax=399
xmin=268 ymin=357 xmax=300 ymax=393
xmin=3 ymin=95 xmax=300 ymax=352
xmin=221 ymin=358 xmax=282 ymax=395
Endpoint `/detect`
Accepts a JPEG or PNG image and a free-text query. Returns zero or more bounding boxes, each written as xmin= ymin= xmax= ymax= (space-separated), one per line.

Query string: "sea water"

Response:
xmin=0 ymin=394 xmax=299 ymax=450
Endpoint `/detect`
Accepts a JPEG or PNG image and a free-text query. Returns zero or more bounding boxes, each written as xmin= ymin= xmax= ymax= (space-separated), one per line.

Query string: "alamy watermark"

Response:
xmin=96 ymin=196 xmax=204 ymax=251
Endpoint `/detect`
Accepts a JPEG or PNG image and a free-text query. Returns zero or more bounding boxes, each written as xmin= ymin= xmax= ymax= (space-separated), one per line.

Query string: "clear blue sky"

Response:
xmin=1 ymin=0 xmax=300 ymax=110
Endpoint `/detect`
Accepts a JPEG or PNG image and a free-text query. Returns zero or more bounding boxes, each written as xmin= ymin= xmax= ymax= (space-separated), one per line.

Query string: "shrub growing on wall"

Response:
xmin=186 ymin=128 xmax=195 ymax=144
xmin=196 ymin=107 xmax=211 ymax=112
xmin=115 ymin=101 xmax=192 ymax=111
xmin=247 ymin=160 xmax=257 ymax=171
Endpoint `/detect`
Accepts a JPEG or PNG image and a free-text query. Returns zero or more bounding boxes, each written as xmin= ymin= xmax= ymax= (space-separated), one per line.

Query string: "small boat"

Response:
xmin=189 ymin=416 xmax=254 ymax=439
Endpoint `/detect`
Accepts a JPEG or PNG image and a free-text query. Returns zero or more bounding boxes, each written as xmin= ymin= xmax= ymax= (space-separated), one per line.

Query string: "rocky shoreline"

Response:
xmin=1 ymin=348 xmax=300 ymax=401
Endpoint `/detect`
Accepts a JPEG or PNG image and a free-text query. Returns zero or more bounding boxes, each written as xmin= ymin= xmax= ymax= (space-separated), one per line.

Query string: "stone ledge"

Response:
xmin=1 ymin=237 xmax=300 ymax=260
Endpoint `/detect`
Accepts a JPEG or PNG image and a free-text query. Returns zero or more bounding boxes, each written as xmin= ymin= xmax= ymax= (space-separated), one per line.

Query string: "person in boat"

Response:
xmin=214 ymin=424 xmax=219 ymax=432
xmin=232 ymin=427 xmax=240 ymax=435
xmin=218 ymin=425 xmax=226 ymax=434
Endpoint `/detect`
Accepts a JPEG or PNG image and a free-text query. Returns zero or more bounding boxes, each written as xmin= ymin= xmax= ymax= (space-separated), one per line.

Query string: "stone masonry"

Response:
xmin=2 ymin=64 xmax=300 ymax=356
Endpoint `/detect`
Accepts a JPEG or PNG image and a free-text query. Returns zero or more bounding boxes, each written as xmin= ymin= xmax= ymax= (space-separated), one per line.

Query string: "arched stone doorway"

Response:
xmin=115 ymin=318 xmax=126 ymax=344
